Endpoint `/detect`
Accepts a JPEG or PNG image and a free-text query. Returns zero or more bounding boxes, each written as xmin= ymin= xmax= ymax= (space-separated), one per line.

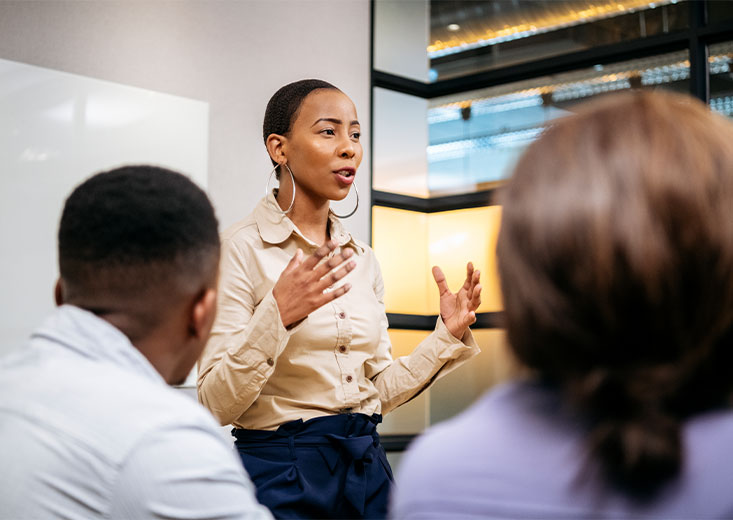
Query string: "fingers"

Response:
xmin=462 ymin=262 xmax=474 ymax=292
xmin=447 ymin=309 xmax=477 ymax=339
xmin=432 ymin=266 xmax=450 ymax=296
xmin=322 ymin=282 xmax=352 ymax=303
xmin=313 ymin=246 xmax=354 ymax=279
xmin=466 ymin=264 xmax=481 ymax=303
xmin=469 ymin=284 xmax=482 ymax=311
xmin=302 ymin=240 xmax=338 ymax=270
xmin=275 ymin=242 xmax=357 ymax=326
xmin=283 ymin=248 xmax=303 ymax=273
xmin=464 ymin=310 xmax=477 ymax=328
xmin=317 ymin=257 xmax=357 ymax=292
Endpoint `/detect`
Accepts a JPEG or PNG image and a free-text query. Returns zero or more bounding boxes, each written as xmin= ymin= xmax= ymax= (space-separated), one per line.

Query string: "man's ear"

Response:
xmin=189 ymin=288 xmax=217 ymax=340
xmin=54 ymin=279 xmax=65 ymax=306
xmin=266 ymin=133 xmax=287 ymax=166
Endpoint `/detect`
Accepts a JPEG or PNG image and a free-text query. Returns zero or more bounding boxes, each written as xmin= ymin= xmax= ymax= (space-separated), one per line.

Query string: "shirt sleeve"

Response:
xmin=108 ymin=424 xmax=273 ymax=520
xmin=364 ymin=252 xmax=481 ymax=415
xmin=197 ymin=236 xmax=305 ymax=426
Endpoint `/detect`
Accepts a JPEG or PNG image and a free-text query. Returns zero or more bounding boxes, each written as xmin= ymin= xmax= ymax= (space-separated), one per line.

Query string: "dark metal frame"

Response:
xmin=381 ymin=434 xmax=417 ymax=452
xmin=372 ymin=188 xmax=497 ymax=213
xmin=370 ymin=0 xmax=732 ymax=448
xmin=387 ymin=312 xmax=504 ymax=331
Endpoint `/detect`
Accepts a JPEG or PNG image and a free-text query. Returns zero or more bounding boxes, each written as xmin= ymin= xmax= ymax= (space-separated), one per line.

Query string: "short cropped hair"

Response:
xmin=262 ymin=79 xmax=339 ymax=173
xmin=58 ymin=165 xmax=220 ymax=300
xmin=497 ymin=91 xmax=733 ymax=498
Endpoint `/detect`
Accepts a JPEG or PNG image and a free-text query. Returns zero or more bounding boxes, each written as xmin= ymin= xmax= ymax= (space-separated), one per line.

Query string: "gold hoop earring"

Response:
xmin=265 ymin=164 xmax=296 ymax=215
xmin=331 ymin=184 xmax=359 ymax=219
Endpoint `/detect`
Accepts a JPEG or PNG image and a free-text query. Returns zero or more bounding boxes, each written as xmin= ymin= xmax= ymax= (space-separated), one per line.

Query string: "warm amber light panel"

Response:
xmin=372 ymin=206 xmax=432 ymax=314
xmin=427 ymin=206 xmax=503 ymax=313
xmin=372 ymin=205 xmax=503 ymax=315
xmin=387 ymin=328 xmax=515 ymax=383
xmin=387 ymin=329 xmax=432 ymax=359
xmin=381 ymin=329 xmax=433 ymax=434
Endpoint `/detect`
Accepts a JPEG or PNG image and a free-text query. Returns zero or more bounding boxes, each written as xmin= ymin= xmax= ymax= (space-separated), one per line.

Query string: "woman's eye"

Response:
xmin=351 ymin=132 xmax=361 ymax=140
xmin=321 ymin=129 xmax=335 ymax=136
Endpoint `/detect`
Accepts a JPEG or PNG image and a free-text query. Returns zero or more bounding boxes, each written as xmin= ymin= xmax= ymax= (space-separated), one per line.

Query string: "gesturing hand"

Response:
xmin=432 ymin=262 xmax=482 ymax=339
xmin=273 ymin=240 xmax=356 ymax=328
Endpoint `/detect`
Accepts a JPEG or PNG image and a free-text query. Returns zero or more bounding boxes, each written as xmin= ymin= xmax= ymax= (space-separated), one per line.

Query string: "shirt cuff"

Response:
xmin=432 ymin=315 xmax=481 ymax=364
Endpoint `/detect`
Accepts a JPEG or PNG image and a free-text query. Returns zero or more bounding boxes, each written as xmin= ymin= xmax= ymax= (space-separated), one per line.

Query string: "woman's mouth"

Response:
xmin=334 ymin=169 xmax=356 ymax=185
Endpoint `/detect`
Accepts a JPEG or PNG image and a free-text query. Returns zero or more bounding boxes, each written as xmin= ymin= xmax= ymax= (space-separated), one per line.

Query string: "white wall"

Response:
xmin=0 ymin=0 xmax=371 ymax=239
xmin=0 ymin=58 xmax=209 ymax=359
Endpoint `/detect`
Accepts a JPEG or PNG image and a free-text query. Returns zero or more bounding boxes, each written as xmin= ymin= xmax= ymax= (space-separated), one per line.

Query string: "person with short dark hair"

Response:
xmin=197 ymin=79 xmax=483 ymax=519
xmin=390 ymin=91 xmax=733 ymax=518
xmin=0 ymin=165 xmax=272 ymax=519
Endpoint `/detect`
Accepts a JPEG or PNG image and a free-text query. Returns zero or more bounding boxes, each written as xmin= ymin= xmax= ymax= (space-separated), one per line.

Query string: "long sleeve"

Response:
xmin=197 ymin=235 xmax=304 ymax=426
xmin=365 ymin=255 xmax=481 ymax=415
xmin=197 ymin=197 xmax=481 ymax=430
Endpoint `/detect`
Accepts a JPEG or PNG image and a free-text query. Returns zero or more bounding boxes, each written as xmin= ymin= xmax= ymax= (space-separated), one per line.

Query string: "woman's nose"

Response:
xmin=338 ymin=136 xmax=355 ymax=158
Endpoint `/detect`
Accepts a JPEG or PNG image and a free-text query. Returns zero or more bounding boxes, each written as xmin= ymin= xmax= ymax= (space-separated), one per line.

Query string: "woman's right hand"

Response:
xmin=272 ymin=240 xmax=356 ymax=328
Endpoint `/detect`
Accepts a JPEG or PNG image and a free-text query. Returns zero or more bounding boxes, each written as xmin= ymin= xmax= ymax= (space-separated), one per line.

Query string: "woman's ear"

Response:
xmin=266 ymin=134 xmax=287 ymax=166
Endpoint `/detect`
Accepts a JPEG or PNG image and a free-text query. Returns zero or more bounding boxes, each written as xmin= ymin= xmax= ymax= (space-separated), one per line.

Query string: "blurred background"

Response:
xmin=371 ymin=0 xmax=732 ymax=469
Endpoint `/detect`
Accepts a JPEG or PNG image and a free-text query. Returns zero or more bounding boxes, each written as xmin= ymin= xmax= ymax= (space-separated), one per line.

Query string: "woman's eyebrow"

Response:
xmin=311 ymin=117 xmax=342 ymax=127
xmin=311 ymin=118 xmax=360 ymax=127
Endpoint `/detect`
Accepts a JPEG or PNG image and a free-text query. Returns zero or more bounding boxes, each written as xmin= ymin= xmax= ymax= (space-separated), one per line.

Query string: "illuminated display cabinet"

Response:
xmin=370 ymin=0 xmax=733 ymax=452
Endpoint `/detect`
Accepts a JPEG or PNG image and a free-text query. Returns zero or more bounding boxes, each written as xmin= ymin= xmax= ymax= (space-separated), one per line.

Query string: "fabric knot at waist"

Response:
xmin=233 ymin=413 xmax=384 ymax=515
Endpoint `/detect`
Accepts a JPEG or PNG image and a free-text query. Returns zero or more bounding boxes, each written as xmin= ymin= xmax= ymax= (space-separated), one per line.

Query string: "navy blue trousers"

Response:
xmin=233 ymin=414 xmax=393 ymax=519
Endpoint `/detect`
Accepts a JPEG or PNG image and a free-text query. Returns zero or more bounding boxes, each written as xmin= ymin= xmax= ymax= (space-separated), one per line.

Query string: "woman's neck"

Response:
xmin=276 ymin=183 xmax=330 ymax=245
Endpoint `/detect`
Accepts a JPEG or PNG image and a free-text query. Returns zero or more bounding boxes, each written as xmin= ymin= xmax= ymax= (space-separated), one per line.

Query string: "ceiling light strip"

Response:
xmin=429 ymin=0 xmax=680 ymax=58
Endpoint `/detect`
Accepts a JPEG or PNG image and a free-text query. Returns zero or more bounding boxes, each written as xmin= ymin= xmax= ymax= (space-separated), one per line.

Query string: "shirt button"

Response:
xmin=338 ymin=312 xmax=346 ymax=319
xmin=338 ymin=345 xmax=347 ymax=353
xmin=266 ymin=358 xmax=274 ymax=366
xmin=345 ymin=375 xmax=353 ymax=383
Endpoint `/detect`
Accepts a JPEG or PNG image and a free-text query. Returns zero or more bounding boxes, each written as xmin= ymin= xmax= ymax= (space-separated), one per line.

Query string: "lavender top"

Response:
xmin=391 ymin=380 xmax=733 ymax=519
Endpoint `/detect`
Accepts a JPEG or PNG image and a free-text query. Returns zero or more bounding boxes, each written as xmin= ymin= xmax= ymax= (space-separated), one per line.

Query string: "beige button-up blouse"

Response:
xmin=197 ymin=193 xmax=480 ymax=430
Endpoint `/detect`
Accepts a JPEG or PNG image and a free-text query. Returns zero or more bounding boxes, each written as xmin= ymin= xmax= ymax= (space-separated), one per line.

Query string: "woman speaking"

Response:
xmin=197 ymin=79 xmax=482 ymax=519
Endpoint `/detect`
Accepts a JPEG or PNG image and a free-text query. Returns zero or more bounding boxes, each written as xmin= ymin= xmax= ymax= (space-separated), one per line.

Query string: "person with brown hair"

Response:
xmin=390 ymin=91 xmax=733 ymax=518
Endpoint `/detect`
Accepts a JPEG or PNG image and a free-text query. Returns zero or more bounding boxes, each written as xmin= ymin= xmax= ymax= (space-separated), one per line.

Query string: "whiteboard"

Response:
xmin=0 ymin=58 xmax=209 ymax=379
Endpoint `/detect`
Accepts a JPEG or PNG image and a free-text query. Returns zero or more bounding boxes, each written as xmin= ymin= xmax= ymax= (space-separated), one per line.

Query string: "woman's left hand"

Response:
xmin=432 ymin=262 xmax=482 ymax=339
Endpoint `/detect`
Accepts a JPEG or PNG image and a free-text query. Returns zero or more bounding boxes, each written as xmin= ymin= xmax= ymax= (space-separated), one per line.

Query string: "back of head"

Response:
xmin=497 ymin=91 xmax=733 ymax=498
xmin=58 ymin=165 xmax=220 ymax=339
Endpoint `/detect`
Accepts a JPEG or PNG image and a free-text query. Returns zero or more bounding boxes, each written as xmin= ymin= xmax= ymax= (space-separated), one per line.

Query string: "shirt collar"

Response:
xmin=254 ymin=191 xmax=364 ymax=253
xmin=32 ymin=305 xmax=165 ymax=385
